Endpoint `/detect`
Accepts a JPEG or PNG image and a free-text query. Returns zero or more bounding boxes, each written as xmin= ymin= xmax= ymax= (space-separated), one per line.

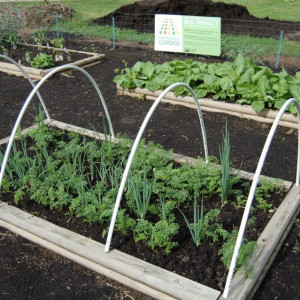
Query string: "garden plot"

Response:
xmin=0 ymin=44 xmax=105 ymax=80
xmin=0 ymin=119 xmax=299 ymax=300
xmin=114 ymin=56 xmax=300 ymax=129
xmin=117 ymin=85 xmax=299 ymax=129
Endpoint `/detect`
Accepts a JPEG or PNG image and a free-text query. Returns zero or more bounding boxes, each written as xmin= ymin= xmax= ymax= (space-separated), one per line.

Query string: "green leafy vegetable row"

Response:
xmin=114 ymin=54 xmax=300 ymax=114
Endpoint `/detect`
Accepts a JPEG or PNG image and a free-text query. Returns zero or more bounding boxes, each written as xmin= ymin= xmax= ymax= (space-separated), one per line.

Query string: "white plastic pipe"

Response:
xmin=223 ymin=98 xmax=300 ymax=299
xmin=104 ymin=82 xmax=209 ymax=253
xmin=0 ymin=64 xmax=115 ymax=189
xmin=0 ymin=54 xmax=50 ymax=121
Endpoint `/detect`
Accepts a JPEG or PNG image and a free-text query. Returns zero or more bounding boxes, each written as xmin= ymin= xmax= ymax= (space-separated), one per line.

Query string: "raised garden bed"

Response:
xmin=0 ymin=119 xmax=299 ymax=299
xmin=0 ymin=43 xmax=105 ymax=80
xmin=116 ymin=85 xmax=299 ymax=129
xmin=113 ymin=56 xmax=300 ymax=130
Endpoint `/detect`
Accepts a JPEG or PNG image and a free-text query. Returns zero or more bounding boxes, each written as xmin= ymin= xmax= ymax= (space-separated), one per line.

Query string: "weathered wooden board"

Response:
xmin=0 ymin=120 xmax=51 ymax=146
xmin=0 ymin=201 xmax=221 ymax=300
xmin=0 ymin=44 xmax=105 ymax=80
xmin=219 ymin=184 xmax=300 ymax=300
xmin=116 ymin=85 xmax=298 ymax=129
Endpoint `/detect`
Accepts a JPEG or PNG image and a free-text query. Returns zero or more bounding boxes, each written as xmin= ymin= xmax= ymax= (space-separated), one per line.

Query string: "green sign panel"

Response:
xmin=155 ymin=14 xmax=221 ymax=56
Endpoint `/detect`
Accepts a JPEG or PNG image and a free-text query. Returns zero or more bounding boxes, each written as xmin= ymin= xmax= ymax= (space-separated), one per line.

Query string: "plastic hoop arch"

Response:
xmin=0 ymin=64 xmax=115 ymax=189
xmin=223 ymin=98 xmax=300 ymax=299
xmin=0 ymin=54 xmax=50 ymax=120
xmin=104 ymin=82 xmax=209 ymax=253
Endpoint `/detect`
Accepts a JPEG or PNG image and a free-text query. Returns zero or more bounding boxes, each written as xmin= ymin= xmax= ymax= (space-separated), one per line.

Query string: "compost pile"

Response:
xmin=95 ymin=0 xmax=253 ymax=22
xmin=22 ymin=3 xmax=74 ymax=28
xmin=93 ymin=0 xmax=252 ymax=33
xmin=92 ymin=0 xmax=300 ymax=39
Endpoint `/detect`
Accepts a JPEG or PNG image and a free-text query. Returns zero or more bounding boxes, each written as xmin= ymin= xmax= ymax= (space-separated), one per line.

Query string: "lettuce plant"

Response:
xmin=31 ymin=53 xmax=55 ymax=69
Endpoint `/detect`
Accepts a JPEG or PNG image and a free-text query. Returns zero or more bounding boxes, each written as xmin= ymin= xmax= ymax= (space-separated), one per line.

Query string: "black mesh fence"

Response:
xmin=21 ymin=8 xmax=300 ymax=61
xmin=222 ymin=18 xmax=300 ymax=40
xmin=94 ymin=12 xmax=300 ymax=40
xmin=95 ymin=13 xmax=154 ymax=34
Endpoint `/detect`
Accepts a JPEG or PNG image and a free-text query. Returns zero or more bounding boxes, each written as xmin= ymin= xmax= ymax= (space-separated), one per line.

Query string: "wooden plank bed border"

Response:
xmin=219 ymin=184 xmax=300 ymax=299
xmin=0 ymin=202 xmax=220 ymax=300
xmin=0 ymin=44 xmax=105 ymax=80
xmin=116 ymin=85 xmax=298 ymax=129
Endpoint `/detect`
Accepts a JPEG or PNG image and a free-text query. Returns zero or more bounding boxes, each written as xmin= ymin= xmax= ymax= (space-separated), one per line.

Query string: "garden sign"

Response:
xmin=154 ymin=14 xmax=221 ymax=56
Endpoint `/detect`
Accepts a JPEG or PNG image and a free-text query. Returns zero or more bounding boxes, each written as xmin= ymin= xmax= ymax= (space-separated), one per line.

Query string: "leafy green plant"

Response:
xmin=33 ymin=28 xmax=48 ymax=50
xmin=30 ymin=53 xmax=55 ymax=69
xmin=148 ymin=220 xmax=179 ymax=254
xmin=133 ymin=218 xmax=152 ymax=243
xmin=255 ymin=177 xmax=282 ymax=211
xmin=115 ymin=209 xmax=135 ymax=234
xmin=153 ymin=164 xmax=192 ymax=205
xmin=51 ymin=37 xmax=65 ymax=61
xmin=51 ymin=37 xmax=64 ymax=49
xmin=218 ymin=230 xmax=257 ymax=276
xmin=114 ymin=54 xmax=300 ymax=114
xmin=133 ymin=218 xmax=179 ymax=254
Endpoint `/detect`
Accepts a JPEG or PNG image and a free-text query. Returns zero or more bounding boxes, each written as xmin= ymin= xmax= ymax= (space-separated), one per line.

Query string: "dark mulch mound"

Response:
xmin=93 ymin=0 xmax=300 ymax=39
xmin=100 ymin=0 xmax=253 ymax=19
xmin=0 ymin=36 xmax=299 ymax=299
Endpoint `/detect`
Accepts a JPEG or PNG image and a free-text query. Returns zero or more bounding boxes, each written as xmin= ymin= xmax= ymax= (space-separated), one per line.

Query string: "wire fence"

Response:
xmin=19 ymin=7 xmax=300 ymax=65
xmin=91 ymin=13 xmax=300 ymax=67
xmin=95 ymin=12 xmax=300 ymax=39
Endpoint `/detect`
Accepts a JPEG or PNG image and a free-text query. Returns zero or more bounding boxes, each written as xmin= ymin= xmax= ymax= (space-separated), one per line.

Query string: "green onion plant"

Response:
xmin=179 ymin=193 xmax=204 ymax=247
xmin=128 ymin=164 xmax=153 ymax=220
xmin=220 ymin=120 xmax=231 ymax=205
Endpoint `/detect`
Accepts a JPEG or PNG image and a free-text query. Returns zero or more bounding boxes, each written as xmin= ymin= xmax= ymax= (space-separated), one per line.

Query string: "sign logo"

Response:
xmin=159 ymin=17 xmax=180 ymax=36
xmin=155 ymin=15 xmax=183 ymax=52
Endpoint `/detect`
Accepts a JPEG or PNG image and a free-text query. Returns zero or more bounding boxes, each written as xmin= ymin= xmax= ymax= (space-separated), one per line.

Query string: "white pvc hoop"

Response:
xmin=104 ymin=82 xmax=209 ymax=253
xmin=223 ymin=98 xmax=300 ymax=299
xmin=0 ymin=64 xmax=115 ymax=189
xmin=0 ymin=54 xmax=50 ymax=120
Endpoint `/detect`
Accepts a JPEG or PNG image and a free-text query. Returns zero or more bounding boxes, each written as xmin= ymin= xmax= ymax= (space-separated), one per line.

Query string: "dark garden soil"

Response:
xmin=0 ymin=0 xmax=300 ymax=298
